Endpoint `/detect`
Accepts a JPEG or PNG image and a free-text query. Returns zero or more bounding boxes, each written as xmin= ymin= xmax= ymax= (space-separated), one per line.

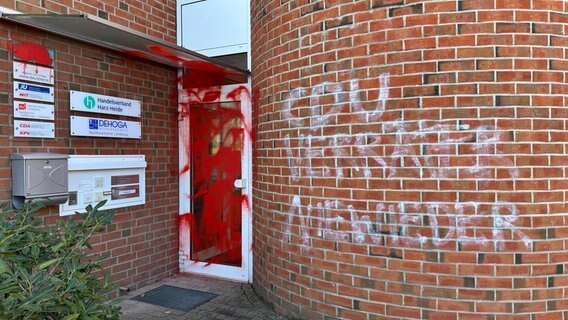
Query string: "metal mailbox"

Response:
xmin=11 ymin=153 xmax=69 ymax=209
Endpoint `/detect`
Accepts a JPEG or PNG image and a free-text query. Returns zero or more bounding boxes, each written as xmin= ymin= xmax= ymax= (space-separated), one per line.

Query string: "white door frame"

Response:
xmin=178 ymin=83 xmax=252 ymax=282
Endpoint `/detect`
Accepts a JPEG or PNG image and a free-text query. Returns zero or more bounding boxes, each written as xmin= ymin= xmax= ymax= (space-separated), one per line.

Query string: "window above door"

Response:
xmin=177 ymin=0 xmax=250 ymax=71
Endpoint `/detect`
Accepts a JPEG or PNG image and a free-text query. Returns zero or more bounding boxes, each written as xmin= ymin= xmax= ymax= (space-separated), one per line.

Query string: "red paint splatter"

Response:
xmin=227 ymin=86 xmax=254 ymax=143
xmin=180 ymin=163 xmax=190 ymax=175
xmin=12 ymin=42 xmax=53 ymax=67
xmin=148 ymin=45 xmax=187 ymax=64
xmin=147 ymin=45 xmax=227 ymax=88
xmin=178 ymin=213 xmax=192 ymax=258
xmin=226 ymin=85 xmax=250 ymax=101
xmin=189 ymin=102 xmax=245 ymax=266
xmin=178 ymin=85 xmax=225 ymax=176
xmin=182 ymin=62 xmax=227 ymax=89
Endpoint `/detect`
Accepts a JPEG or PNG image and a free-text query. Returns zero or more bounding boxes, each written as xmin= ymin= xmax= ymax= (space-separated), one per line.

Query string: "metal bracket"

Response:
xmin=233 ymin=179 xmax=247 ymax=189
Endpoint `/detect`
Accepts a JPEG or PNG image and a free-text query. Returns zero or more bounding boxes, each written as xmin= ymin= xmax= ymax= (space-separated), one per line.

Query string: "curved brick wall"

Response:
xmin=252 ymin=0 xmax=568 ymax=318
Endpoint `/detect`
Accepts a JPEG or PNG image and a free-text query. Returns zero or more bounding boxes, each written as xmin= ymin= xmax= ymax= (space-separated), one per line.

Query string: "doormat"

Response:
xmin=131 ymin=285 xmax=218 ymax=312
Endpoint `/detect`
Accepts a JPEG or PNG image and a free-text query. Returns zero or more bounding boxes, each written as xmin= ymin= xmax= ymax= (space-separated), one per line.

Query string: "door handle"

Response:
xmin=233 ymin=179 xmax=247 ymax=189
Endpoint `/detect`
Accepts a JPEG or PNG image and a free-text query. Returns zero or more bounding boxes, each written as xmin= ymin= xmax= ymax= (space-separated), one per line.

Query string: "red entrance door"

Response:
xmin=179 ymin=84 xmax=252 ymax=281
xmin=190 ymin=101 xmax=242 ymax=266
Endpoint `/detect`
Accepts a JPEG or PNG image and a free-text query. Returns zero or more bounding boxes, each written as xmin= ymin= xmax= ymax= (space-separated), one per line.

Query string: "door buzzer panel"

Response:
xmin=59 ymin=155 xmax=146 ymax=216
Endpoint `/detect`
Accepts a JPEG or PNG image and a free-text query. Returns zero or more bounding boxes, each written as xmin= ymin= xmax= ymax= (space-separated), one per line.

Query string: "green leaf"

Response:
xmin=38 ymin=258 xmax=61 ymax=270
xmin=61 ymin=313 xmax=80 ymax=320
xmin=31 ymin=245 xmax=40 ymax=258
xmin=75 ymin=210 xmax=88 ymax=219
xmin=0 ymin=258 xmax=10 ymax=274
xmin=94 ymin=200 xmax=107 ymax=210
xmin=14 ymin=255 xmax=33 ymax=262
xmin=0 ymin=283 xmax=20 ymax=296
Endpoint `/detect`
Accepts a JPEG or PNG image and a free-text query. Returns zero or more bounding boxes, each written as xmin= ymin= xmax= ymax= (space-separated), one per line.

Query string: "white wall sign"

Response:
xmin=14 ymin=101 xmax=55 ymax=120
xmin=70 ymin=91 xmax=141 ymax=118
xmin=13 ymin=61 xmax=55 ymax=85
xmin=14 ymin=120 xmax=55 ymax=138
xmin=70 ymin=116 xmax=141 ymax=139
xmin=13 ymin=81 xmax=54 ymax=103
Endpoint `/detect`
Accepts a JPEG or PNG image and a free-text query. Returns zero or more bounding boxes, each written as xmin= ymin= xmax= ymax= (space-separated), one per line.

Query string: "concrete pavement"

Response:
xmin=118 ymin=274 xmax=285 ymax=320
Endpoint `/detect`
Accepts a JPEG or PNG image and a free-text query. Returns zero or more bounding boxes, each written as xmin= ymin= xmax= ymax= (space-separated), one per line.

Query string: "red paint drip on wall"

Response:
xmin=12 ymin=42 xmax=53 ymax=67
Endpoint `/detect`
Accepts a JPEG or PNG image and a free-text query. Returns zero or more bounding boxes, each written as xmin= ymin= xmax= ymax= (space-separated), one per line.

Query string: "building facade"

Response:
xmin=251 ymin=0 xmax=568 ymax=319
xmin=0 ymin=0 xmax=181 ymax=292
xmin=0 ymin=0 xmax=249 ymax=295
xmin=2 ymin=0 xmax=568 ymax=319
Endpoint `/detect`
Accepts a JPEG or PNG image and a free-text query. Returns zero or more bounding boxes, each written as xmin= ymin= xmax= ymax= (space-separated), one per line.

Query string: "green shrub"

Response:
xmin=0 ymin=200 xmax=121 ymax=320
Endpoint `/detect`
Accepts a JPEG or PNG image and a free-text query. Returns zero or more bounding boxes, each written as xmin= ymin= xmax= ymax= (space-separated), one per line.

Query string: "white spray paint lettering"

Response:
xmin=278 ymin=75 xmax=532 ymax=251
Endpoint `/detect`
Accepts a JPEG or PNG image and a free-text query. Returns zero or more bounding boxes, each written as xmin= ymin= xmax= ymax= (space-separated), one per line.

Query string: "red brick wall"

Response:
xmin=1 ymin=21 xmax=179 ymax=293
xmin=1 ymin=0 xmax=176 ymax=42
xmin=252 ymin=0 xmax=568 ymax=318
